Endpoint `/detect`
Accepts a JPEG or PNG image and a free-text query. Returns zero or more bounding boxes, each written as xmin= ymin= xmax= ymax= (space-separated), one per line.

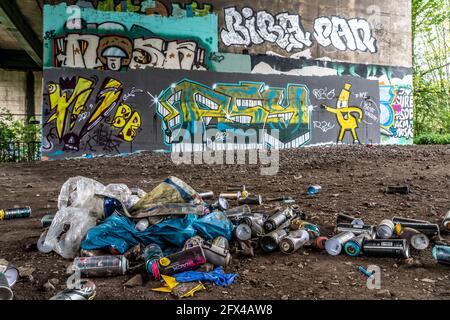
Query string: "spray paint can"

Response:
xmin=362 ymin=239 xmax=410 ymax=259
xmin=280 ymin=230 xmax=310 ymax=254
xmin=337 ymin=224 xmax=376 ymax=238
xmin=376 ymin=219 xmax=396 ymax=239
xmin=155 ymin=246 xmax=206 ymax=278
xmin=225 ymin=205 xmax=252 ymax=221
xmin=0 ymin=207 xmax=32 ymax=220
xmin=443 ymin=211 xmax=450 ymax=231
xmin=239 ymin=214 xmax=266 ymax=237
xmin=392 ymin=219 xmax=440 ymax=238
xmin=307 ymin=185 xmax=322 ymax=196
xmin=264 ymin=207 xmax=295 ymax=232
xmin=344 ymin=234 xmax=372 ymax=257
xmin=143 ymin=244 xmax=164 ymax=279
xmin=202 ymin=242 xmax=232 ymax=267
xmin=73 ymin=255 xmax=129 ymax=278
xmin=325 ymin=231 xmax=355 ymax=256
xmin=212 ymin=236 xmax=229 ymax=250
xmin=336 ymin=213 xmax=364 ymax=226
xmin=234 ymin=223 xmax=253 ymax=241
xmin=0 ymin=272 xmax=13 ymax=300
xmin=211 ymin=197 xmax=229 ymax=211
xmin=199 ymin=191 xmax=214 ymax=199
xmin=398 ymin=227 xmax=429 ymax=250
xmin=220 ymin=192 xmax=242 ymax=200
xmin=260 ymin=228 xmax=289 ymax=253
xmin=290 ymin=219 xmax=321 ymax=238
xmin=385 ymin=185 xmax=410 ymax=194
xmin=313 ymin=237 xmax=328 ymax=250
xmin=50 ymin=280 xmax=96 ymax=300
xmin=432 ymin=245 xmax=450 ymax=265
xmin=238 ymin=195 xmax=262 ymax=206
xmin=392 ymin=216 xmax=431 ymax=225
xmin=40 ymin=215 xmax=55 ymax=228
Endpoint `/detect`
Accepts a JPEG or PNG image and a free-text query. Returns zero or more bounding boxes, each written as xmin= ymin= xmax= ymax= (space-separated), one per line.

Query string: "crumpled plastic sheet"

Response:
xmin=80 ymin=212 xmax=235 ymax=254
xmin=173 ymin=267 xmax=238 ymax=287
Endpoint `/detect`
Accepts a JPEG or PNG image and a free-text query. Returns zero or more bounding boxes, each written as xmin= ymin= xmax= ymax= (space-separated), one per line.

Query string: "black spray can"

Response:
xmin=336 ymin=224 xmax=376 ymax=238
xmin=392 ymin=216 xmax=430 ymax=225
xmin=385 ymin=185 xmax=410 ymax=194
xmin=336 ymin=213 xmax=364 ymax=226
xmin=362 ymin=239 xmax=410 ymax=259
xmin=264 ymin=207 xmax=295 ymax=232
xmin=238 ymin=195 xmax=263 ymax=206
xmin=391 ymin=219 xmax=440 ymax=238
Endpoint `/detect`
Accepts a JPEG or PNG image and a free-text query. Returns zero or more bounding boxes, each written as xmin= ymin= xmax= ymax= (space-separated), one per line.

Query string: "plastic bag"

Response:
xmin=43 ymin=207 xmax=97 ymax=259
xmin=174 ymin=267 xmax=237 ymax=287
xmin=193 ymin=212 xmax=234 ymax=241
xmin=81 ymin=214 xmax=198 ymax=253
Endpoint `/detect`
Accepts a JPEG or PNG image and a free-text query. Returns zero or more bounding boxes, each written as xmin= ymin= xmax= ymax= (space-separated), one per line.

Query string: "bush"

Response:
xmin=0 ymin=107 xmax=41 ymax=142
xmin=414 ymin=133 xmax=450 ymax=145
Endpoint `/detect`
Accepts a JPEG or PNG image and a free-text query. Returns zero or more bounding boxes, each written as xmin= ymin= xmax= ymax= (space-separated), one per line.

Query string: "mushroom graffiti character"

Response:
xmin=98 ymin=36 xmax=133 ymax=71
xmin=321 ymin=84 xmax=363 ymax=144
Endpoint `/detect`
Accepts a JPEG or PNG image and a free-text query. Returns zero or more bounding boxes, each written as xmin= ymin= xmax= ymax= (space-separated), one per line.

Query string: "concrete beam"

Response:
xmin=0 ymin=0 xmax=42 ymax=67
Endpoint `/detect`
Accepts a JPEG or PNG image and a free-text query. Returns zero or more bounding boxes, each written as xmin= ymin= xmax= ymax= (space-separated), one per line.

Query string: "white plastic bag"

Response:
xmin=42 ymin=207 xmax=97 ymax=259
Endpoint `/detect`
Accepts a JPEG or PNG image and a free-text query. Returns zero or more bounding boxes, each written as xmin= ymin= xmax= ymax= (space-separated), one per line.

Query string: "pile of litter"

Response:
xmin=1 ymin=177 xmax=449 ymax=300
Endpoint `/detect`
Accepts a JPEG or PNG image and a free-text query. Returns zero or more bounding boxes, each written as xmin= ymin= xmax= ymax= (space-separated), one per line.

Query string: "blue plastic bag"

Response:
xmin=174 ymin=267 xmax=237 ymax=287
xmin=193 ymin=212 xmax=234 ymax=241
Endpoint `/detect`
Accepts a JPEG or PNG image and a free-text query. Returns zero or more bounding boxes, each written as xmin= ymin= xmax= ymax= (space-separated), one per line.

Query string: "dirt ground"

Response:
xmin=0 ymin=145 xmax=449 ymax=300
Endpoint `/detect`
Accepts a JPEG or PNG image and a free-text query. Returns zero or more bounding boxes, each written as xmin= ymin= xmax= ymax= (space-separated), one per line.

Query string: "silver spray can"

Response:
xmin=279 ymin=230 xmax=310 ymax=254
xmin=72 ymin=255 xmax=129 ymax=278
xmin=263 ymin=207 xmax=295 ymax=232
xmin=260 ymin=228 xmax=289 ymax=253
xmin=0 ymin=272 xmax=13 ymax=300
xmin=398 ymin=227 xmax=429 ymax=250
xmin=325 ymin=231 xmax=355 ymax=256
xmin=376 ymin=219 xmax=396 ymax=239
xmin=50 ymin=280 xmax=97 ymax=300
xmin=336 ymin=213 xmax=364 ymax=226
xmin=336 ymin=223 xmax=376 ymax=238
xmin=240 ymin=213 xmax=266 ymax=237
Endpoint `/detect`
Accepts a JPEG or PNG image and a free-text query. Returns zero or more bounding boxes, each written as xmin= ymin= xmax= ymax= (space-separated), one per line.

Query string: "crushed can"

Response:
xmin=149 ymin=246 xmax=207 ymax=280
xmin=280 ymin=230 xmax=310 ymax=254
xmin=0 ymin=207 xmax=32 ymax=221
xmin=362 ymin=239 xmax=410 ymax=259
xmin=50 ymin=280 xmax=96 ymax=300
xmin=73 ymin=255 xmax=129 ymax=278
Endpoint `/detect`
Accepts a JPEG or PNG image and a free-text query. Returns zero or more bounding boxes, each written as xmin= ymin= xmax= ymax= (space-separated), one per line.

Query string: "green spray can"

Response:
xmin=0 ymin=207 xmax=32 ymax=220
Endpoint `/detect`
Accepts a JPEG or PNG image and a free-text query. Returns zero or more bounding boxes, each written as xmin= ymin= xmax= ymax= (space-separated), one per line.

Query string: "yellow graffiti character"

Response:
xmin=322 ymin=84 xmax=363 ymax=144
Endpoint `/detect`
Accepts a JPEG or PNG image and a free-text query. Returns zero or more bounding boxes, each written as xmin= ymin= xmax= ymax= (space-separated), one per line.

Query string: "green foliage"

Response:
xmin=0 ymin=107 xmax=42 ymax=142
xmin=412 ymin=0 xmax=450 ymax=137
xmin=414 ymin=133 xmax=450 ymax=145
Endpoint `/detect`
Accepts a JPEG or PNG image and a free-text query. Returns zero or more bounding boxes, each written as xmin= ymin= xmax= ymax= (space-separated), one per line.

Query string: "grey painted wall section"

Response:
xmin=43 ymin=68 xmax=379 ymax=159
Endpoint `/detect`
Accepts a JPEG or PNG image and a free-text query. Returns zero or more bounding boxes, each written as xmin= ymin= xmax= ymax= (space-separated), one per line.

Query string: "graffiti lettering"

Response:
xmin=313 ymin=121 xmax=335 ymax=133
xmin=313 ymin=88 xmax=336 ymax=100
xmin=221 ymin=8 xmax=377 ymax=53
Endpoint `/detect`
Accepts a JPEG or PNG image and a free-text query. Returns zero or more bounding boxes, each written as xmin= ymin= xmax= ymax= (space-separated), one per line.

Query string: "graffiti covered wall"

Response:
xmin=43 ymin=0 xmax=412 ymax=159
